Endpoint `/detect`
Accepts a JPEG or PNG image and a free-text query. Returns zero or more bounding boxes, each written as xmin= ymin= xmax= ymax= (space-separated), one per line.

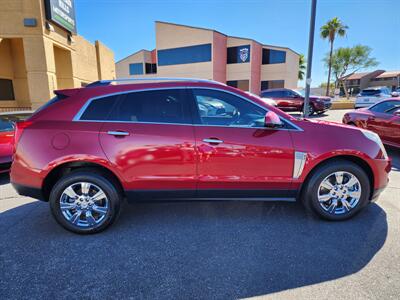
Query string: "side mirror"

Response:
xmin=394 ymin=109 xmax=400 ymax=116
xmin=264 ymin=111 xmax=284 ymax=128
xmin=391 ymin=91 xmax=399 ymax=97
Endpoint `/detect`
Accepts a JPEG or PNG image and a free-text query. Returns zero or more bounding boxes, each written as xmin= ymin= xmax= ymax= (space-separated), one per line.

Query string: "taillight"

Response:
xmin=13 ymin=121 xmax=33 ymax=153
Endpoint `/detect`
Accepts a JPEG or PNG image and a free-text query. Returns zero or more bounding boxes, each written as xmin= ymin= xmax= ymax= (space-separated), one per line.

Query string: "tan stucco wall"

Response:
xmin=260 ymin=48 xmax=299 ymax=89
xmin=116 ymin=50 xmax=154 ymax=78
xmin=0 ymin=0 xmax=115 ymax=110
xmin=155 ymin=22 xmax=214 ymax=80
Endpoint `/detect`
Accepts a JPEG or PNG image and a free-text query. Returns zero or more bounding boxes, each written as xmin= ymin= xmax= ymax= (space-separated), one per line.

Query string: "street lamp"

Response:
xmin=303 ymin=0 xmax=317 ymax=118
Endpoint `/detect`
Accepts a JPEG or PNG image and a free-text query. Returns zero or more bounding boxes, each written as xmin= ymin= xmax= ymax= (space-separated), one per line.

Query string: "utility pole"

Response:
xmin=303 ymin=0 xmax=317 ymax=118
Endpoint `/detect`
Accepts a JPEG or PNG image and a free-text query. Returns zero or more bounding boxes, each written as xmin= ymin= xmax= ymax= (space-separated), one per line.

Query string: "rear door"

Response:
xmin=98 ymin=88 xmax=197 ymax=196
xmin=189 ymin=88 xmax=295 ymax=197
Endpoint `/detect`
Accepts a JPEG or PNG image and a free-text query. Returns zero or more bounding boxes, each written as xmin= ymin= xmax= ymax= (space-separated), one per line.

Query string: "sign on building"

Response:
xmin=44 ymin=0 xmax=76 ymax=33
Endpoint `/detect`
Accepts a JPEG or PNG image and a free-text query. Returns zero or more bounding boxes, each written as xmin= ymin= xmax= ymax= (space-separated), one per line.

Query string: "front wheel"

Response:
xmin=302 ymin=160 xmax=371 ymax=221
xmin=49 ymin=170 xmax=122 ymax=234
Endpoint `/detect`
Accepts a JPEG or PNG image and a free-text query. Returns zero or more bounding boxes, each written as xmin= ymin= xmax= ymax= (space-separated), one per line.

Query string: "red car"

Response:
xmin=343 ymin=99 xmax=400 ymax=148
xmin=11 ymin=79 xmax=390 ymax=234
xmin=0 ymin=111 xmax=32 ymax=173
xmin=261 ymin=88 xmax=332 ymax=115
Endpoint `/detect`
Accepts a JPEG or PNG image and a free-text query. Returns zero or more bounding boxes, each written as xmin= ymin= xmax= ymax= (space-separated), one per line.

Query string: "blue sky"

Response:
xmin=76 ymin=0 xmax=400 ymax=87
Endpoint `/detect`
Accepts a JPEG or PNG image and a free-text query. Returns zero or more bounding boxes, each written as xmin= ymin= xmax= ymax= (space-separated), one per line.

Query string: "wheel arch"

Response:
xmin=42 ymin=161 xmax=125 ymax=202
xmin=298 ymin=154 xmax=374 ymax=201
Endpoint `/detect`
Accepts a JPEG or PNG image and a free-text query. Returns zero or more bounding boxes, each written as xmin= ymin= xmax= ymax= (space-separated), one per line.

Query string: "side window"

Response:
xmin=80 ymin=95 xmax=119 ymax=120
xmin=369 ymin=101 xmax=400 ymax=114
xmin=192 ymin=89 xmax=266 ymax=127
xmin=109 ymin=89 xmax=190 ymax=124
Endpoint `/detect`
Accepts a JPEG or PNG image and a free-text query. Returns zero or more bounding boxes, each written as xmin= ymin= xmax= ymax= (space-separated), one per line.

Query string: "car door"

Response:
xmin=189 ymin=88 xmax=295 ymax=198
xmin=98 ymin=88 xmax=197 ymax=196
xmin=285 ymin=90 xmax=304 ymax=111
xmin=366 ymin=100 xmax=400 ymax=143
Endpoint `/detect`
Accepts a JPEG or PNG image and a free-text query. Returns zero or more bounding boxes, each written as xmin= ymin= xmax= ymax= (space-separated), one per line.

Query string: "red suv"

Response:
xmin=11 ymin=79 xmax=390 ymax=234
xmin=261 ymin=88 xmax=332 ymax=115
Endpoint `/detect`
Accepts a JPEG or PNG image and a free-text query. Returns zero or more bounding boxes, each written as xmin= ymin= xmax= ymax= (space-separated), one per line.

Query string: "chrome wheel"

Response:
xmin=317 ymin=171 xmax=362 ymax=215
xmin=59 ymin=182 xmax=109 ymax=228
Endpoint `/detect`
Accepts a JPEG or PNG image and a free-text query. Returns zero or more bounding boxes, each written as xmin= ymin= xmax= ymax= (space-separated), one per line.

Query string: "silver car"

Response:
xmin=355 ymin=87 xmax=391 ymax=108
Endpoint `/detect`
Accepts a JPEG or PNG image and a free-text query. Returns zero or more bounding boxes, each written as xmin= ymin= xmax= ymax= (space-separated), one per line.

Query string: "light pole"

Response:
xmin=303 ymin=0 xmax=317 ymax=117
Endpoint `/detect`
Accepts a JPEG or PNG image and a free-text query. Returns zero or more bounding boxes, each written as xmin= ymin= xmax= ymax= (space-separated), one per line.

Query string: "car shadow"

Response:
xmin=386 ymin=146 xmax=400 ymax=172
xmin=288 ymin=112 xmax=328 ymax=118
xmin=0 ymin=172 xmax=10 ymax=186
xmin=1 ymin=199 xmax=388 ymax=299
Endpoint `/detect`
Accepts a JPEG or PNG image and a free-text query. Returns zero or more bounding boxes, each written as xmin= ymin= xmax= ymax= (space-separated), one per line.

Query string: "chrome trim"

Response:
xmin=93 ymin=77 xmax=226 ymax=86
xmin=107 ymin=131 xmax=129 ymax=136
xmin=203 ymin=138 xmax=223 ymax=144
xmin=73 ymin=86 xmax=303 ymax=132
xmin=293 ymin=151 xmax=307 ymax=179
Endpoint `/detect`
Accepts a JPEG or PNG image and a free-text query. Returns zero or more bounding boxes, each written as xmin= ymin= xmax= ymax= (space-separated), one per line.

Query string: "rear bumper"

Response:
xmin=11 ymin=182 xmax=44 ymax=201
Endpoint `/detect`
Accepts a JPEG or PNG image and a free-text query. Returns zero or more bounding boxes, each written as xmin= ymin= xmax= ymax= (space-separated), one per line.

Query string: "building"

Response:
xmin=0 ymin=0 xmax=115 ymax=111
xmin=116 ymin=21 xmax=299 ymax=95
xmin=342 ymin=70 xmax=400 ymax=96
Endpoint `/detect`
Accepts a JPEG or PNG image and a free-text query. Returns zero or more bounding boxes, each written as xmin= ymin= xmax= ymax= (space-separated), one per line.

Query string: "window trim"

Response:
xmin=73 ymin=87 xmax=303 ymax=132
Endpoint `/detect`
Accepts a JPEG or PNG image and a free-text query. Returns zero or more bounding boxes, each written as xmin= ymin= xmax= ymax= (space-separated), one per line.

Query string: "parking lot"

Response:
xmin=1 ymin=109 xmax=399 ymax=299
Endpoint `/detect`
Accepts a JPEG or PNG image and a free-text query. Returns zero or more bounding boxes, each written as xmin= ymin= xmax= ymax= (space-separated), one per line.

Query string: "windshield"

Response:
xmin=360 ymin=89 xmax=381 ymax=96
xmin=294 ymin=89 xmax=305 ymax=97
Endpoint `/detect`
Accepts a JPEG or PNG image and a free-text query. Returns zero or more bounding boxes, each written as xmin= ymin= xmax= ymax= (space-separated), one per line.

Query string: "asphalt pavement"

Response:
xmin=1 ymin=109 xmax=399 ymax=299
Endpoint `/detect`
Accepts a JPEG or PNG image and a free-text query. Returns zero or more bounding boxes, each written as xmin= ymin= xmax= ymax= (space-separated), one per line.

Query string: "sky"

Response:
xmin=75 ymin=0 xmax=400 ymax=87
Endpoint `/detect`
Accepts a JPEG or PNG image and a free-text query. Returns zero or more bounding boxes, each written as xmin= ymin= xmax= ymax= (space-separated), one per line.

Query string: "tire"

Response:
xmin=49 ymin=170 xmax=122 ymax=234
xmin=302 ymin=160 xmax=370 ymax=221
xmin=302 ymin=104 xmax=315 ymax=116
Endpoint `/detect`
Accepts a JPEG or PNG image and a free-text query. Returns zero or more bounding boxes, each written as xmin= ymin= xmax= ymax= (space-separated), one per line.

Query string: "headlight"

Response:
xmin=361 ymin=130 xmax=388 ymax=159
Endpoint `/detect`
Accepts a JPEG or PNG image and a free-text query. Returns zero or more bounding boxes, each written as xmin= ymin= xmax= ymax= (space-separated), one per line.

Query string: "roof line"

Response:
xmin=116 ymin=49 xmax=152 ymax=64
xmin=155 ymin=20 xmax=300 ymax=56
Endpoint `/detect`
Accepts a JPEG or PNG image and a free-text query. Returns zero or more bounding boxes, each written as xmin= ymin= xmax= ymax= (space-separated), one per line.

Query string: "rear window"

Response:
xmin=0 ymin=119 xmax=13 ymax=132
xmin=360 ymin=89 xmax=381 ymax=96
xmin=79 ymin=95 xmax=119 ymax=121
xmin=0 ymin=114 xmax=30 ymax=131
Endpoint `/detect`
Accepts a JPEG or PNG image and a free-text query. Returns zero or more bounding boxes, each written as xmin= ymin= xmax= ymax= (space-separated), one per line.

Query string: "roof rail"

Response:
xmin=85 ymin=77 xmax=225 ymax=88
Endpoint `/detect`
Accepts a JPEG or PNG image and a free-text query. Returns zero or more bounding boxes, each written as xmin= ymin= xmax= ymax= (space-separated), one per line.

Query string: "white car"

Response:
xmin=244 ymin=91 xmax=277 ymax=107
xmin=355 ymin=87 xmax=391 ymax=108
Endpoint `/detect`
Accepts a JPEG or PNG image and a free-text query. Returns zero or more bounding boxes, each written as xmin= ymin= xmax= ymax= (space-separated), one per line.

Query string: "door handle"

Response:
xmin=203 ymin=138 xmax=223 ymax=145
xmin=107 ymin=131 xmax=130 ymax=137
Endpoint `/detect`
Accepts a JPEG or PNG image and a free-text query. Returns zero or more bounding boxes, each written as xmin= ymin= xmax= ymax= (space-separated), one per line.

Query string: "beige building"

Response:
xmin=0 ymin=0 xmax=115 ymax=111
xmin=116 ymin=21 xmax=299 ymax=95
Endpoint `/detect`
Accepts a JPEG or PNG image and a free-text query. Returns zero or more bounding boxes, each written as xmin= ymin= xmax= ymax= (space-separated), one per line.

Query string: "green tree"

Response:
xmin=298 ymin=54 xmax=306 ymax=80
xmin=324 ymin=45 xmax=378 ymax=98
xmin=320 ymin=17 xmax=348 ymax=96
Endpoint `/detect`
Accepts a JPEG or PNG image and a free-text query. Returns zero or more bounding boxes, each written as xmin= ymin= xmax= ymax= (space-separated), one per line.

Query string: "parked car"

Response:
xmin=0 ymin=111 xmax=33 ymax=173
xmin=245 ymin=91 xmax=277 ymax=107
xmin=260 ymin=88 xmax=332 ymax=115
xmin=391 ymin=88 xmax=400 ymax=97
xmin=355 ymin=87 xmax=392 ymax=109
xmin=11 ymin=79 xmax=390 ymax=234
xmin=343 ymin=98 xmax=400 ymax=148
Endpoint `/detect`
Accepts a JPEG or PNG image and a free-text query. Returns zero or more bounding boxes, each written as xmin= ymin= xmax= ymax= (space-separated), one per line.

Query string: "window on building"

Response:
xmin=108 ymin=89 xmax=191 ymax=124
xmin=157 ymin=44 xmax=212 ymax=66
xmin=0 ymin=79 xmax=15 ymax=100
xmin=145 ymin=63 xmax=157 ymax=74
xmin=80 ymin=95 xmax=120 ymax=121
xmin=227 ymin=45 xmax=251 ymax=64
xmin=262 ymin=49 xmax=286 ymax=64
xmin=129 ymin=63 xmax=144 ymax=75
xmin=226 ymin=80 xmax=250 ymax=91
xmin=261 ymin=80 xmax=285 ymax=90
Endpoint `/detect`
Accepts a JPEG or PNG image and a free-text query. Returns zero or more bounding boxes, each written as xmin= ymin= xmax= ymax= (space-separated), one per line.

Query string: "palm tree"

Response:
xmin=298 ymin=54 xmax=306 ymax=81
xmin=320 ymin=17 xmax=348 ymax=96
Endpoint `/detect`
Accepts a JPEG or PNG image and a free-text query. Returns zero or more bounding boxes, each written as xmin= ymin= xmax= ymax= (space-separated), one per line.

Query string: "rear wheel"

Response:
xmin=49 ymin=170 xmax=122 ymax=234
xmin=302 ymin=160 xmax=370 ymax=221
xmin=302 ymin=104 xmax=315 ymax=116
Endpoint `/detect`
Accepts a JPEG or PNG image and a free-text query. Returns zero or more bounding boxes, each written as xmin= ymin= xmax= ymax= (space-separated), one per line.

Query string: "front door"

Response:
xmin=99 ymin=88 xmax=197 ymax=196
xmin=189 ymin=88 xmax=295 ymax=199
